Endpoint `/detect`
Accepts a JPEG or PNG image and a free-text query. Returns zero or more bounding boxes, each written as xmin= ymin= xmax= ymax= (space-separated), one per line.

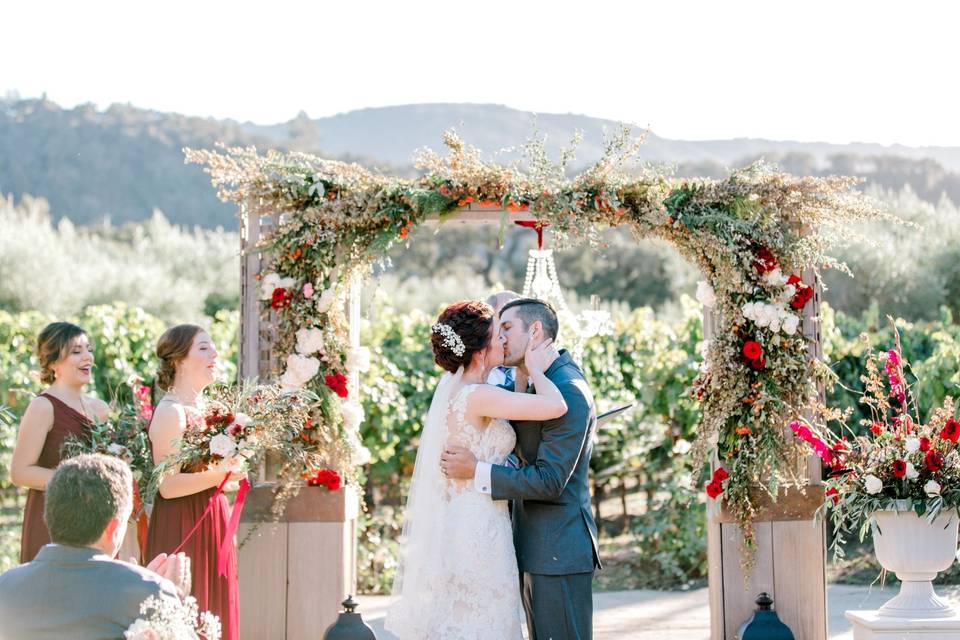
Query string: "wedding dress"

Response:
xmin=385 ymin=369 xmax=524 ymax=640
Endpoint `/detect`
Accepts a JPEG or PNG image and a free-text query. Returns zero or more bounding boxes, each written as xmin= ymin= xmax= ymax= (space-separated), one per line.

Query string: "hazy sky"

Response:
xmin=4 ymin=0 xmax=958 ymax=146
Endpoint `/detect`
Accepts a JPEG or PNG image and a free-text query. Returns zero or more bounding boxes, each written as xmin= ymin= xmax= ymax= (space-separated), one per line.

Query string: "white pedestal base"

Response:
xmin=846 ymin=610 xmax=960 ymax=639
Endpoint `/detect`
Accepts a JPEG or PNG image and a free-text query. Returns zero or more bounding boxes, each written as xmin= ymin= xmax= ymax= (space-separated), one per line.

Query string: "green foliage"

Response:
xmin=0 ymin=196 xmax=240 ymax=321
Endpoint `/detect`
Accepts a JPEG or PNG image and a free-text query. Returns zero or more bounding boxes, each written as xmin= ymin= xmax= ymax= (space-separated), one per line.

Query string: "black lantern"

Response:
xmin=736 ymin=593 xmax=795 ymax=640
xmin=322 ymin=596 xmax=377 ymax=640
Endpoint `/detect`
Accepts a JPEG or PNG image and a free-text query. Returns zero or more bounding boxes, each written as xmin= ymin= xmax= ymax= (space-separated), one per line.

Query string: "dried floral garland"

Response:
xmin=186 ymin=129 xmax=887 ymax=558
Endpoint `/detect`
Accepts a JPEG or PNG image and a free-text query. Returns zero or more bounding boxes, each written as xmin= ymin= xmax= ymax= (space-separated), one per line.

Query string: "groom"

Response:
xmin=442 ymin=298 xmax=601 ymax=640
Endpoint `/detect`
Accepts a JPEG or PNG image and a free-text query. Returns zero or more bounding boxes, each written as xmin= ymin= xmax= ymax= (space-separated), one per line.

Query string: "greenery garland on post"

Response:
xmin=186 ymin=129 xmax=888 ymax=565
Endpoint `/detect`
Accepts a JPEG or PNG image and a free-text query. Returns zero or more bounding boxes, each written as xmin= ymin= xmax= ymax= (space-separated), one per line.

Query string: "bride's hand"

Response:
xmin=524 ymin=337 xmax=556 ymax=374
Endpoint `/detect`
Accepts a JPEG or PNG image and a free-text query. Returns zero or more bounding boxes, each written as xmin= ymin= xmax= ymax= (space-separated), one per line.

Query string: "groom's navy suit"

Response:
xmin=487 ymin=349 xmax=600 ymax=640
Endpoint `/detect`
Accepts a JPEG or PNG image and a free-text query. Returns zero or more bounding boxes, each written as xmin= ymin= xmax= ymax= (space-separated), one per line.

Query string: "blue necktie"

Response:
xmin=501 ymin=366 xmax=515 ymax=388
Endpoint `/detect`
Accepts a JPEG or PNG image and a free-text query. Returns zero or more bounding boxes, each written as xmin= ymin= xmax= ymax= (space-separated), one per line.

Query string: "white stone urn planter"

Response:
xmin=870 ymin=501 xmax=960 ymax=618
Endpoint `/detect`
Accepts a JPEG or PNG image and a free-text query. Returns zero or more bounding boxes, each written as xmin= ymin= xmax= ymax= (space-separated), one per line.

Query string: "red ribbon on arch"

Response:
xmin=514 ymin=220 xmax=549 ymax=249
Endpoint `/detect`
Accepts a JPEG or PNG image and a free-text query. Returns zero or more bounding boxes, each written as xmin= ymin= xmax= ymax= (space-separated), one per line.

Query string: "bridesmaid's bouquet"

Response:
xmin=63 ymin=377 xmax=155 ymax=496
xmin=149 ymin=381 xmax=334 ymax=529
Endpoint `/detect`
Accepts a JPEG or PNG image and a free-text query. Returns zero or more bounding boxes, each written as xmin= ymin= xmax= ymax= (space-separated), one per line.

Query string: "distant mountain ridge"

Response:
xmin=2 ymin=97 xmax=960 ymax=229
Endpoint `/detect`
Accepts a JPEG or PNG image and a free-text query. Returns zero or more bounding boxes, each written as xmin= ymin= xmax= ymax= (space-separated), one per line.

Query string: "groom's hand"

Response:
xmin=441 ymin=445 xmax=477 ymax=480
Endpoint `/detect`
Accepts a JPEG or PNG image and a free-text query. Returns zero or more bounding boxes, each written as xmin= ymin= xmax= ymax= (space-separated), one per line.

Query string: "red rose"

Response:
xmin=750 ymin=358 xmax=766 ymax=371
xmin=870 ymin=422 xmax=884 ymax=435
xmin=752 ymin=246 xmax=778 ymax=274
xmin=705 ymin=481 xmax=723 ymax=499
xmin=307 ymin=468 xmax=342 ymax=490
xmin=742 ymin=341 xmax=763 ymax=361
xmin=891 ymin=459 xmax=907 ymax=478
xmin=826 ymin=486 xmax=840 ymax=505
xmin=787 ymin=274 xmax=802 ymax=286
xmin=791 ymin=284 xmax=814 ymax=310
xmin=925 ymin=450 xmax=944 ymax=472
xmin=920 ymin=437 xmax=931 ymax=452
xmin=941 ymin=419 xmax=960 ymax=443
xmin=325 ymin=373 xmax=349 ymax=398
xmin=271 ymin=287 xmax=293 ymax=309
xmin=713 ymin=467 xmax=729 ymax=482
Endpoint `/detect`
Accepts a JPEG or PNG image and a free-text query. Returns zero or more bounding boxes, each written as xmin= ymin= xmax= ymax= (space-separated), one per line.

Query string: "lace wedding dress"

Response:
xmin=385 ymin=372 xmax=524 ymax=640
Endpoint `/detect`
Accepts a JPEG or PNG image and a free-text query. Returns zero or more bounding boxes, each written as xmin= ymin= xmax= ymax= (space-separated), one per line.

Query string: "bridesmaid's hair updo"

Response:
xmin=431 ymin=300 xmax=495 ymax=373
xmin=156 ymin=324 xmax=204 ymax=390
xmin=37 ymin=322 xmax=87 ymax=385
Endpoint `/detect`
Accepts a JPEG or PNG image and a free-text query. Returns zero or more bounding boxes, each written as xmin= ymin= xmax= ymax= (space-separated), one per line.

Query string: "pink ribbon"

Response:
xmin=218 ymin=477 xmax=250 ymax=577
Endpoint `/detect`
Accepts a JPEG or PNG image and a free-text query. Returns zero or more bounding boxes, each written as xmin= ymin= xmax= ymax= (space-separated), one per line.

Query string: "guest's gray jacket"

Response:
xmin=0 ymin=544 xmax=180 ymax=640
xmin=491 ymin=350 xmax=602 ymax=575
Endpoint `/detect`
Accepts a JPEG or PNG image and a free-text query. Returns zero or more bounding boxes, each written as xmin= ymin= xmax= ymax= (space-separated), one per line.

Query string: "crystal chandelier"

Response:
xmin=517 ymin=222 xmax=612 ymax=341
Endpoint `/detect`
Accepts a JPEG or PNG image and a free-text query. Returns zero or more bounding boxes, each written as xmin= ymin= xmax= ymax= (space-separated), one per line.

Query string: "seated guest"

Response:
xmin=0 ymin=454 xmax=188 ymax=640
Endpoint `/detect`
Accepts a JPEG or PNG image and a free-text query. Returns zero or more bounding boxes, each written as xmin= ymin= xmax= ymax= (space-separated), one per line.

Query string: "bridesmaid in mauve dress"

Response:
xmin=11 ymin=322 xmax=109 ymax=562
xmin=145 ymin=324 xmax=241 ymax=640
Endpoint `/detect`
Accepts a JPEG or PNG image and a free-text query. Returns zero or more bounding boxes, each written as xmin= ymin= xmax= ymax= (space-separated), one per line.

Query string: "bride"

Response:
xmin=385 ymin=300 xmax=566 ymax=639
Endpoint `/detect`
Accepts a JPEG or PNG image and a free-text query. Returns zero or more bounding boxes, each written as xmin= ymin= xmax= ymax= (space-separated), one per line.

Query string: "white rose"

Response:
xmin=346 ymin=347 xmax=371 ymax=373
xmin=742 ymin=302 xmax=757 ymax=321
xmin=764 ymin=268 xmax=789 ymax=288
xmin=905 ymin=462 xmax=919 ymax=480
xmin=672 ymin=439 xmax=692 ymax=455
xmin=341 ymin=402 xmax=365 ymax=432
xmin=782 ymin=314 xmax=800 ymax=336
xmin=925 ymin=480 xmax=942 ymax=497
xmin=905 ymin=437 xmax=921 ymax=454
xmin=236 ymin=438 xmax=256 ymax=459
xmin=210 ymin=433 xmax=237 ymax=458
xmin=107 ymin=443 xmax=127 ymax=456
xmin=296 ymin=327 xmax=325 ymax=356
xmin=234 ymin=412 xmax=251 ymax=428
xmin=124 ymin=618 xmax=155 ymax=640
xmin=696 ymin=281 xmax=716 ymax=308
xmin=259 ymin=273 xmax=297 ymax=300
xmin=864 ymin=474 xmax=883 ymax=495
xmin=279 ymin=354 xmax=321 ymax=391
xmin=316 ymin=287 xmax=338 ymax=314
xmin=346 ymin=429 xmax=371 ymax=465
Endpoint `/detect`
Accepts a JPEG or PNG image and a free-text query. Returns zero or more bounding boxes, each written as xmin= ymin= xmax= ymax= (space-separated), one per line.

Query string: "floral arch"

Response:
xmin=188 ymin=130 xmax=883 ymax=638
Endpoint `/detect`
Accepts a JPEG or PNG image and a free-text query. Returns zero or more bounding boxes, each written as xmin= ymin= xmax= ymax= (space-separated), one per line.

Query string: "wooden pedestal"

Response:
xmin=707 ymin=487 xmax=827 ymax=639
xmin=238 ymin=485 xmax=359 ymax=639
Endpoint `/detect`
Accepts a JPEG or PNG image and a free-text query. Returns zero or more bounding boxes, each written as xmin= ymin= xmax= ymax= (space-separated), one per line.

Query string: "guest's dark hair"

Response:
xmin=431 ymin=300 xmax=495 ymax=373
xmin=44 ymin=454 xmax=132 ymax=546
xmin=499 ymin=298 xmax=560 ymax=341
xmin=37 ymin=322 xmax=87 ymax=385
xmin=156 ymin=324 xmax=204 ymax=390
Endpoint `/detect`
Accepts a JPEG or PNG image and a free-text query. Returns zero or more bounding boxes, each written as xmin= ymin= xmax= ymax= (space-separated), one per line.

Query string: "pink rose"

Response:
xmin=303 ymin=282 xmax=315 ymax=299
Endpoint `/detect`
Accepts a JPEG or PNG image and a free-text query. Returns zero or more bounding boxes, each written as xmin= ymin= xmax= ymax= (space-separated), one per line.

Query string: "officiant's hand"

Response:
xmin=441 ymin=445 xmax=477 ymax=480
xmin=139 ymin=551 xmax=192 ymax=597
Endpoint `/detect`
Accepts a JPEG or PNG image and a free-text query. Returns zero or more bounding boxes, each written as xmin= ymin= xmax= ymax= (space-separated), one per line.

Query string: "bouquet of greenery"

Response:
xmin=63 ymin=377 xmax=155 ymax=497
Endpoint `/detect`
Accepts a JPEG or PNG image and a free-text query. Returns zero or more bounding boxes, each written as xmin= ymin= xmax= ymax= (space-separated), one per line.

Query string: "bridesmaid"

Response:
xmin=145 ymin=324 xmax=240 ymax=639
xmin=11 ymin=322 xmax=109 ymax=562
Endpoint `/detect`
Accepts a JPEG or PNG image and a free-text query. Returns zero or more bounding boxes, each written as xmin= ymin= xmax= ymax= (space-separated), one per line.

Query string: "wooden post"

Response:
xmin=237 ymin=201 xmax=359 ymax=638
xmin=705 ymin=269 xmax=828 ymax=640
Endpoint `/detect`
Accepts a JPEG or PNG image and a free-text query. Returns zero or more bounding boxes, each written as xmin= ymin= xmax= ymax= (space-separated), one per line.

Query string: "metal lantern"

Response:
xmin=736 ymin=592 xmax=795 ymax=640
xmin=322 ymin=596 xmax=377 ymax=640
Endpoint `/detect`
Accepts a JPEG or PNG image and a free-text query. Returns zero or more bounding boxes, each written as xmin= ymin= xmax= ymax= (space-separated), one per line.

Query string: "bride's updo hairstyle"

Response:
xmin=431 ymin=300 xmax=495 ymax=373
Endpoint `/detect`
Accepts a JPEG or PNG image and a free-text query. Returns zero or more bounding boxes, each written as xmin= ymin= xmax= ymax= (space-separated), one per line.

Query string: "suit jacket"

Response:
xmin=490 ymin=350 xmax=601 ymax=575
xmin=0 ymin=544 xmax=180 ymax=640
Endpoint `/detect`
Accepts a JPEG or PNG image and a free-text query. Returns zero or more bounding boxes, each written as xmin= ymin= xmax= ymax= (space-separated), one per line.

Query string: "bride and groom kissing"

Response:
xmin=384 ymin=294 xmax=601 ymax=640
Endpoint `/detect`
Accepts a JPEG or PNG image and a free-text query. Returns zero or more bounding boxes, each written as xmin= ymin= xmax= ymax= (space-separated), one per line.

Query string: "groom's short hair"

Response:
xmin=500 ymin=298 xmax=559 ymax=341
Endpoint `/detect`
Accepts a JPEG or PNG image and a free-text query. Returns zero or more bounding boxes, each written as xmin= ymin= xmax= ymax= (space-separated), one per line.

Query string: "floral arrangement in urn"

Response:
xmin=793 ymin=323 xmax=960 ymax=558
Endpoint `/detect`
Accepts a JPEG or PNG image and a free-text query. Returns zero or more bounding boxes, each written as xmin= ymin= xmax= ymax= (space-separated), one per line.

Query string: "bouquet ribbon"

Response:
xmin=218 ymin=477 xmax=250 ymax=577
xmin=170 ymin=474 xmax=251 ymax=578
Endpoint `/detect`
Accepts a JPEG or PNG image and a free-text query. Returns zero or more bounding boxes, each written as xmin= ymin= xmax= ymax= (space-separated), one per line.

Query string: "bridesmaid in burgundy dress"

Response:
xmin=145 ymin=324 xmax=242 ymax=640
xmin=11 ymin=322 xmax=109 ymax=562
